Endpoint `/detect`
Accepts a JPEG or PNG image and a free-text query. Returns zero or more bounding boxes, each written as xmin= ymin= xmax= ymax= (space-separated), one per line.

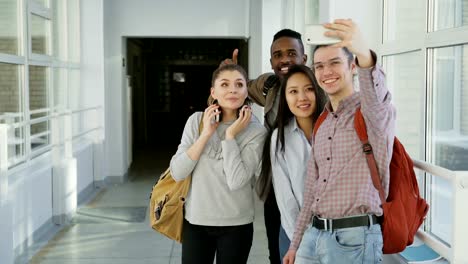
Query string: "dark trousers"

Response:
xmin=182 ymin=219 xmax=253 ymax=264
xmin=264 ymin=188 xmax=281 ymax=264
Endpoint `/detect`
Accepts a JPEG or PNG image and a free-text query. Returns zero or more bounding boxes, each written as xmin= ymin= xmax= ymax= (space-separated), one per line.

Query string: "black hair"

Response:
xmin=272 ymin=29 xmax=305 ymax=54
xmin=255 ymin=65 xmax=327 ymax=201
xmin=275 ymin=65 xmax=327 ymax=152
xmin=312 ymin=45 xmax=354 ymax=64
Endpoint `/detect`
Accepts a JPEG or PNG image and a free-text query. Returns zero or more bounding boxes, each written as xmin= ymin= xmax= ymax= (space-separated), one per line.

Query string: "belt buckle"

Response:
xmin=317 ymin=216 xmax=333 ymax=232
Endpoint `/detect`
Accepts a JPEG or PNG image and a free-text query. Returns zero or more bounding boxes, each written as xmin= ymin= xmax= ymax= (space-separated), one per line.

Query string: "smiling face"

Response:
xmin=210 ymin=70 xmax=248 ymax=110
xmin=285 ymin=72 xmax=317 ymax=120
xmin=270 ymin=37 xmax=307 ymax=80
xmin=312 ymin=46 xmax=356 ymax=98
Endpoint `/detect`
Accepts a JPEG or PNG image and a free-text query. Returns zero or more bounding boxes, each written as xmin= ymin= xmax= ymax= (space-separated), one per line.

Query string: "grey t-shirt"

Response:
xmin=170 ymin=112 xmax=267 ymax=226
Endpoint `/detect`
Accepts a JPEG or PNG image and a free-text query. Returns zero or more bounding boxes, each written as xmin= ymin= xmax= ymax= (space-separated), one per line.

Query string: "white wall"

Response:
xmin=329 ymin=0 xmax=381 ymax=54
xmin=261 ymin=0 xmax=283 ymax=73
xmin=10 ymin=160 xmax=53 ymax=250
xmin=81 ymin=0 xmax=105 ymax=183
xmin=75 ymin=141 xmax=94 ymax=194
xmin=6 ymin=142 xmax=95 ymax=259
xmin=103 ymin=0 xmax=251 ymax=179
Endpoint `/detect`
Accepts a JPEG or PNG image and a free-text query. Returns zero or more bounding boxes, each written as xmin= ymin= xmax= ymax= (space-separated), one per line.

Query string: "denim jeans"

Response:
xmin=279 ymin=225 xmax=291 ymax=262
xmin=295 ymin=223 xmax=383 ymax=264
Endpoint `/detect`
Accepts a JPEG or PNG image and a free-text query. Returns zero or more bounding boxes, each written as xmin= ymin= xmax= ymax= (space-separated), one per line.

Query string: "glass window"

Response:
xmin=69 ymin=69 xmax=81 ymax=136
xmin=428 ymin=175 xmax=453 ymax=244
xmin=31 ymin=14 xmax=51 ymax=55
xmin=383 ymin=51 xmax=425 ymax=160
xmin=431 ymin=44 xmax=468 ymax=171
xmin=29 ymin=66 xmax=49 ymax=111
xmin=0 ymin=63 xmax=22 ymax=115
xmin=53 ymin=68 xmax=67 ymax=109
xmin=0 ymin=0 xmax=19 ymax=55
xmin=428 ymin=44 xmax=468 ymax=245
xmin=0 ymin=63 xmax=24 ymax=161
xmin=52 ymin=0 xmax=67 ymax=60
xmin=67 ymin=0 xmax=80 ymax=63
xmin=29 ymin=65 xmax=49 ymax=150
xmin=383 ymin=0 xmax=425 ymax=42
xmin=433 ymin=0 xmax=468 ymax=31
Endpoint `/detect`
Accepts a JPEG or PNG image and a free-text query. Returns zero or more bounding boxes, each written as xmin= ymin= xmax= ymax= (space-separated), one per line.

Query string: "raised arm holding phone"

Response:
xmin=283 ymin=19 xmax=396 ymax=264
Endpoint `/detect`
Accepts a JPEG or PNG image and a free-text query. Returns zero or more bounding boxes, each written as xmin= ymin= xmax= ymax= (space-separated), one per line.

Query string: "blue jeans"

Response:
xmin=279 ymin=225 xmax=291 ymax=261
xmin=295 ymin=223 xmax=383 ymax=264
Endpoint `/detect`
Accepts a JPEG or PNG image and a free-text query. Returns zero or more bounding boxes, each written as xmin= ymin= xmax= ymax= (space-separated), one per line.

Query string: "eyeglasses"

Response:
xmin=312 ymin=58 xmax=345 ymax=72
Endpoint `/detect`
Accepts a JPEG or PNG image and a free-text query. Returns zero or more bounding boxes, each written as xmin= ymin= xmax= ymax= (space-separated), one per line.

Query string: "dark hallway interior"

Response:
xmin=126 ymin=38 xmax=249 ymax=159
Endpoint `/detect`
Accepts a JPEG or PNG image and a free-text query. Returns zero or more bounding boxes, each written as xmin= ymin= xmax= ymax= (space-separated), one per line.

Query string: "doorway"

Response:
xmin=126 ymin=38 xmax=249 ymax=159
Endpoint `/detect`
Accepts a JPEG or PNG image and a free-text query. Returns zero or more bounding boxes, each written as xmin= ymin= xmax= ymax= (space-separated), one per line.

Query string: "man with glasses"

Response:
xmin=284 ymin=19 xmax=396 ymax=264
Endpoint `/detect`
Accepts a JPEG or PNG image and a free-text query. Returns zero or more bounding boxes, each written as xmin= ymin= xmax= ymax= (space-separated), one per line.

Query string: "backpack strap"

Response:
xmin=354 ymin=108 xmax=386 ymax=204
xmin=313 ymin=110 xmax=329 ymax=139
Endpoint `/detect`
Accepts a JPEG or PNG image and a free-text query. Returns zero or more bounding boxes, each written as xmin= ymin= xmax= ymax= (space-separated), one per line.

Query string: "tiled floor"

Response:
xmin=27 ymin=147 xmax=270 ymax=264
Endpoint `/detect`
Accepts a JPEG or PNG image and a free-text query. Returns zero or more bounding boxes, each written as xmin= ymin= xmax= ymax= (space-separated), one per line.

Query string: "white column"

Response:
xmin=52 ymin=111 xmax=78 ymax=225
xmin=0 ymin=124 xmax=13 ymax=264
xmin=318 ymin=0 xmax=335 ymax=23
xmin=93 ymin=107 xmax=105 ymax=186
xmin=451 ymin=171 xmax=468 ymax=263
xmin=0 ymin=124 xmax=8 ymax=204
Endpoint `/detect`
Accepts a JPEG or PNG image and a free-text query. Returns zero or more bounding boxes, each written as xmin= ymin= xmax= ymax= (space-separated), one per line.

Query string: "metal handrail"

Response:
xmin=413 ymin=159 xmax=456 ymax=182
xmin=411 ymin=159 xmax=468 ymax=262
xmin=2 ymin=106 xmax=103 ymax=167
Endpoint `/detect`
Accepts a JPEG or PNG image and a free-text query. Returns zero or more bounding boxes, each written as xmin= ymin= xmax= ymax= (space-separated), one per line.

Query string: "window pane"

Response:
xmin=383 ymin=0 xmax=425 ymax=42
xmin=36 ymin=0 xmax=50 ymax=8
xmin=431 ymin=45 xmax=468 ymax=171
xmin=29 ymin=66 xmax=49 ymax=111
xmin=0 ymin=63 xmax=24 ymax=161
xmin=31 ymin=14 xmax=50 ymax=55
xmin=52 ymin=0 xmax=67 ymax=60
xmin=68 ymin=0 xmax=80 ymax=63
xmin=53 ymin=68 xmax=67 ymax=109
xmin=30 ymin=117 xmax=49 ymax=151
xmin=0 ymin=0 xmax=19 ymax=54
xmin=433 ymin=0 xmax=468 ymax=31
xmin=428 ymin=175 xmax=453 ymax=244
xmin=383 ymin=51 xmax=425 ymax=159
xmin=0 ymin=63 xmax=21 ymax=114
xmin=29 ymin=65 xmax=49 ymax=150
xmin=69 ymin=69 xmax=81 ymax=136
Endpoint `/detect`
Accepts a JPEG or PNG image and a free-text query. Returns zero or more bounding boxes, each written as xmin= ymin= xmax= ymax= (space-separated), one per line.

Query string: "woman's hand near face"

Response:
xmin=225 ymin=105 xmax=252 ymax=140
xmin=201 ymin=104 xmax=220 ymax=138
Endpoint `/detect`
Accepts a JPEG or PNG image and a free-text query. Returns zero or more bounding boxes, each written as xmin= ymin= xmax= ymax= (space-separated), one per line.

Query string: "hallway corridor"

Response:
xmin=19 ymin=148 xmax=269 ymax=264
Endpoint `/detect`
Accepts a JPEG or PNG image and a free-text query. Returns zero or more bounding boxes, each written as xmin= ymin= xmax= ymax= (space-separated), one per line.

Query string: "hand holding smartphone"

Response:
xmin=305 ymin=24 xmax=340 ymax=45
xmin=212 ymin=100 xmax=222 ymax=123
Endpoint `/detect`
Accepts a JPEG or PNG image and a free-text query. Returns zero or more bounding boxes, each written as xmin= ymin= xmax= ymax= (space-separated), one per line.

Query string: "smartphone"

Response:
xmin=236 ymin=98 xmax=250 ymax=118
xmin=212 ymin=99 xmax=250 ymax=122
xmin=305 ymin=24 xmax=340 ymax=45
xmin=212 ymin=100 xmax=222 ymax=123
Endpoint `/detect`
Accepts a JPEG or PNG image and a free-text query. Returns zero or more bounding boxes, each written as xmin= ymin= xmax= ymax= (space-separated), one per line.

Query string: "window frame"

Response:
xmin=381 ymin=0 xmax=468 ymax=249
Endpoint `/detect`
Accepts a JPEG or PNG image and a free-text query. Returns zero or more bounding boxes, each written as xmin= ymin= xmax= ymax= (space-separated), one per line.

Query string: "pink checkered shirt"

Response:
xmin=290 ymin=64 xmax=396 ymax=250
